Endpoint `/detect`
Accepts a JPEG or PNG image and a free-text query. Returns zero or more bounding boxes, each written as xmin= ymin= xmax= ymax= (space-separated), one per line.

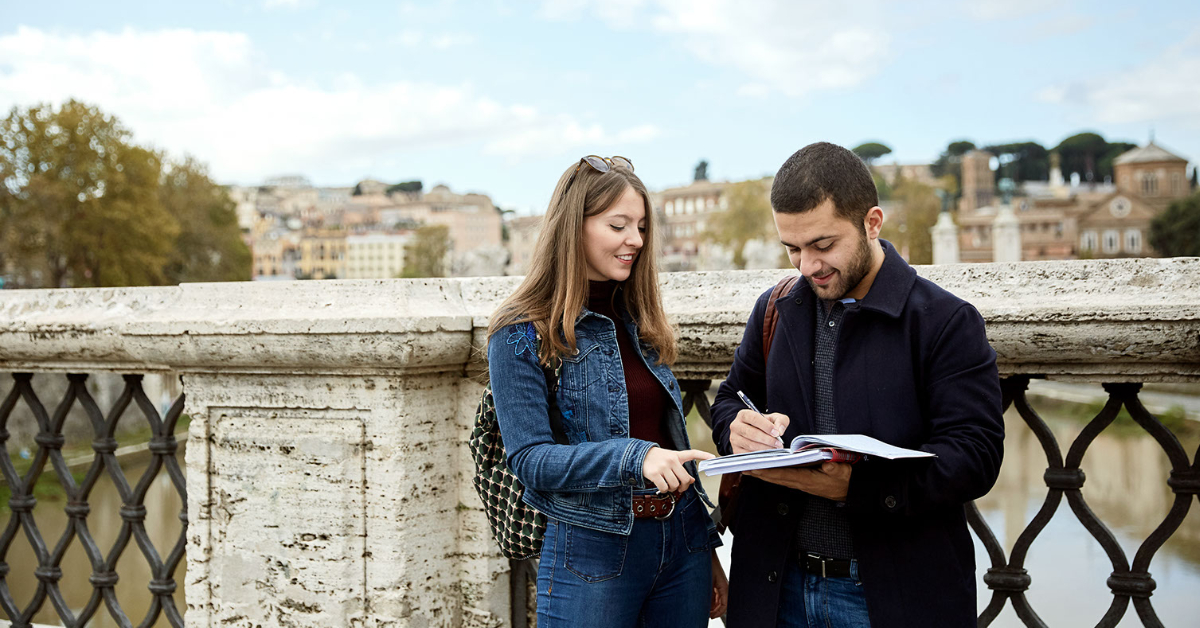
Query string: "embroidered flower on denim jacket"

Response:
xmin=506 ymin=323 xmax=538 ymax=358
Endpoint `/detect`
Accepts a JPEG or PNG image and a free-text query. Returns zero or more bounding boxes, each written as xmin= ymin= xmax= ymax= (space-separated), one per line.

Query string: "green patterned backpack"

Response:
xmin=469 ymin=334 xmax=565 ymax=561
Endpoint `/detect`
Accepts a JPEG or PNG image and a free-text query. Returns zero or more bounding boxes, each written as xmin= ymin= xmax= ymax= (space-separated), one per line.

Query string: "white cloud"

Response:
xmin=482 ymin=113 xmax=662 ymax=161
xmin=0 ymin=26 xmax=657 ymax=183
xmin=1037 ymin=33 xmax=1200 ymax=126
xmin=540 ymin=0 xmax=890 ymax=98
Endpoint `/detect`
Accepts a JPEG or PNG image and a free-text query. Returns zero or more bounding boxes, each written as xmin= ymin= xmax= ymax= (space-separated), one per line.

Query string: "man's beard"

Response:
xmin=805 ymin=232 xmax=873 ymax=301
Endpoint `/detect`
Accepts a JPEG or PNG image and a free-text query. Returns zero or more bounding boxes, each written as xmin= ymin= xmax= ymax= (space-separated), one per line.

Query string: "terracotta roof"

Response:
xmin=1113 ymin=141 xmax=1187 ymax=165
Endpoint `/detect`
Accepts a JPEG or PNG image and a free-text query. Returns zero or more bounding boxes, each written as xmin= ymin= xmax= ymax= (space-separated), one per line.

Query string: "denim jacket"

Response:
xmin=487 ymin=308 xmax=720 ymax=545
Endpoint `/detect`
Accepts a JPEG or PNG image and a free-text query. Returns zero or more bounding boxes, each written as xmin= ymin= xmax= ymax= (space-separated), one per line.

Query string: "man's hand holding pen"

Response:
xmin=730 ymin=390 xmax=789 ymax=453
xmin=730 ymin=390 xmax=851 ymax=501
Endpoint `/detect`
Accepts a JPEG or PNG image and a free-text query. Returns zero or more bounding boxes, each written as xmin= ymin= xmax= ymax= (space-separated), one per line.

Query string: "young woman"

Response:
xmin=486 ymin=156 xmax=727 ymax=627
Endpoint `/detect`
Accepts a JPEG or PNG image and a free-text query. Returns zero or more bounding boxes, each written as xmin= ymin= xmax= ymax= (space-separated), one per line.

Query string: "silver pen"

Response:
xmin=736 ymin=390 xmax=784 ymax=447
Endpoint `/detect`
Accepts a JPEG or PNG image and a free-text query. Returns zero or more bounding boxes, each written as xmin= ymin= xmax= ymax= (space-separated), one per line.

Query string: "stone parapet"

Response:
xmin=6 ymin=257 xmax=1197 ymax=380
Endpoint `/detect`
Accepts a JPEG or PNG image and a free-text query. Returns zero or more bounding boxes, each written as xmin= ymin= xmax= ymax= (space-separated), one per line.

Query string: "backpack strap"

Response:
xmin=543 ymin=358 xmax=568 ymax=445
xmin=531 ymin=323 xmax=569 ymax=446
xmin=716 ymin=274 xmax=801 ymax=535
xmin=763 ymin=275 xmax=800 ymax=363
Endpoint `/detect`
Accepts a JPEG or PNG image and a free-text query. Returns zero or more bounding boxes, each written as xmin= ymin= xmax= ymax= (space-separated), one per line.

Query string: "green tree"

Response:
xmin=1054 ymin=132 xmax=1106 ymax=182
xmin=387 ymin=180 xmax=422 ymax=194
xmin=872 ymin=172 xmax=892 ymax=202
xmin=852 ymin=142 xmax=892 ymax=165
xmin=929 ymin=140 xmax=976 ymax=199
xmin=401 ymin=224 xmax=451 ymax=278
xmin=1149 ymin=192 xmax=1200 ymax=257
xmin=702 ymin=178 xmax=775 ymax=269
xmin=0 ymin=100 xmax=250 ymax=288
xmin=982 ymin=141 xmax=1049 ymax=182
xmin=161 ymin=157 xmax=251 ymax=283
xmin=880 ymin=179 xmax=940 ymax=264
xmin=0 ymin=100 xmax=177 ymax=287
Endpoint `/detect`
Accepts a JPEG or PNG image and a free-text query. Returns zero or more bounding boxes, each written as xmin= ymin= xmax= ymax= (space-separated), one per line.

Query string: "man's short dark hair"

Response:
xmin=770 ymin=142 xmax=879 ymax=228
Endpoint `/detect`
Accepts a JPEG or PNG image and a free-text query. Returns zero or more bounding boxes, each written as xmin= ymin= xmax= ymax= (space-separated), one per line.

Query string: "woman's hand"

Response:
xmin=710 ymin=550 xmax=728 ymax=619
xmin=641 ymin=446 xmax=714 ymax=493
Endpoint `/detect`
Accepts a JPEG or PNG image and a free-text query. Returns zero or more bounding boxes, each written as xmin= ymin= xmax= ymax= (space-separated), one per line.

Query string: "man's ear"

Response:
xmin=864 ymin=206 xmax=884 ymax=239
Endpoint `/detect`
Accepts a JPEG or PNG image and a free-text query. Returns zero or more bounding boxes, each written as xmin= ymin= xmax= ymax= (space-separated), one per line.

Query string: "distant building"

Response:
xmin=872 ymin=162 xmax=938 ymax=187
xmin=650 ymin=179 xmax=730 ymax=271
xmin=954 ymin=140 xmax=1191 ymax=262
xmin=959 ymin=151 xmax=996 ymax=214
xmin=384 ymin=184 xmax=502 ymax=255
xmin=251 ymin=226 xmax=299 ymax=281
xmin=505 ymin=215 xmax=543 ymax=276
xmin=345 ymin=232 xmax=411 ymax=279
xmin=228 ymin=186 xmax=260 ymax=231
xmin=297 ymin=230 xmax=346 ymax=279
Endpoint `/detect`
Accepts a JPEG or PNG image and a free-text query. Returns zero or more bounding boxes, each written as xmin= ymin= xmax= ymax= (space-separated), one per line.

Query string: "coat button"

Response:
xmin=777 ymin=503 xmax=789 ymax=515
xmin=768 ymin=571 xmax=778 ymax=583
xmin=884 ymin=495 xmax=897 ymax=509
xmin=669 ymin=381 xmax=676 ymax=390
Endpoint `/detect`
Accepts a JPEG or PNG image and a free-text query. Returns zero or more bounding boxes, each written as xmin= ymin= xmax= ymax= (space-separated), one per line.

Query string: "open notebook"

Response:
xmin=698 ymin=434 xmax=935 ymax=476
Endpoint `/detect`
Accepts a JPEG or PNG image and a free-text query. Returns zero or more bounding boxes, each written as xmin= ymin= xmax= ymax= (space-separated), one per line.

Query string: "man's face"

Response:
xmin=773 ymin=199 xmax=875 ymax=301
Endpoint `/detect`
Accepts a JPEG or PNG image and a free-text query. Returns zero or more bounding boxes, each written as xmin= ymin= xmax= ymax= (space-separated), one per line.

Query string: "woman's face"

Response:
xmin=582 ymin=185 xmax=646 ymax=282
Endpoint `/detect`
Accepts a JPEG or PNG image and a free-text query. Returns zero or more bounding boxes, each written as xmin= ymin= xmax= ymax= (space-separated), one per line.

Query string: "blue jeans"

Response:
xmin=536 ymin=489 xmax=714 ymax=628
xmin=776 ymin=556 xmax=871 ymax=628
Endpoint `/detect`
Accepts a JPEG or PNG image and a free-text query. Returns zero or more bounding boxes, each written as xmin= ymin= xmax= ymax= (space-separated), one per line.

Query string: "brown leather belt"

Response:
xmin=632 ymin=492 xmax=681 ymax=520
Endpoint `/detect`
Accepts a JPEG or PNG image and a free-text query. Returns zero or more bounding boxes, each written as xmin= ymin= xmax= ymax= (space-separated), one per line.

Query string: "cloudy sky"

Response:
xmin=3 ymin=0 xmax=1198 ymax=212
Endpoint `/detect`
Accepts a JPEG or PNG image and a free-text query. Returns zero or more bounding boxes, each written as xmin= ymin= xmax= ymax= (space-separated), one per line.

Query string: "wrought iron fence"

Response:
xmin=968 ymin=377 xmax=1200 ymax=628
xmin=0 ymin=373 xmax=187 ymax=628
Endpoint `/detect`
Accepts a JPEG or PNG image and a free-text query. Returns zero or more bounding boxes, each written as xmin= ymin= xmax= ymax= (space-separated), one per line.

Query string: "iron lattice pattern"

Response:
xmin=676 ymin=376 xmax=1200 ymax=628
xmin=969 ymin=376 xmax=1200 ymax=628
xmin=0 ymin=373 xmax=187 ymax=628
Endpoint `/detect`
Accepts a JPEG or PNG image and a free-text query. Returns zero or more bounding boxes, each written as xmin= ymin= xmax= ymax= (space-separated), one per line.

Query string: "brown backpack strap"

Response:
xmin=762 ymin=275 xmax=800 ymax=364
xmin=716 ymin=274 xmax=801 ymax=535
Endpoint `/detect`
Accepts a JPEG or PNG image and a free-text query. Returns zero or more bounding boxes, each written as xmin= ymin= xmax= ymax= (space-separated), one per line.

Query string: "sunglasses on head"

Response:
xmin=561 ymin=155 xmax=634 ymax=200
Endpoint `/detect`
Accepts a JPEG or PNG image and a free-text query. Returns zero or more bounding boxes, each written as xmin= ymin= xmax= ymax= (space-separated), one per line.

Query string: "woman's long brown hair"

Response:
xmin=487 ymin=159 xmax=676 ymax=366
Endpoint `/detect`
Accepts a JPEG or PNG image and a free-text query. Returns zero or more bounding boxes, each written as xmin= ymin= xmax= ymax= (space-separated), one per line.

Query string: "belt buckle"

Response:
xmin=806 ymin=553 xmax=826 ymax=578
xmin=654 ymin=492 xmax=677 ymax=520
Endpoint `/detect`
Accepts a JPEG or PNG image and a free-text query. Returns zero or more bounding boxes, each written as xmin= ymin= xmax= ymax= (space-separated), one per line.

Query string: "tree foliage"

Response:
xmin=387 ymin=180 xmax=423 ymax=194
xmin=0 ymin=100 xmax=250 ymax=288
xmin=852 ymin=142 xmax=892 ymax=164
xmin=702 ymin=178 xmax=774 ymax=269
xmin=929 ymin=140 xmax=976 ymax=198
xmin=880 ymin=179 xmax=940 ymax=265
xmin=982 ymin=141 xmax=1049 ymax=182
xmin=1054 ymin=132 xmax=1134 ymax=183
xmin=401 ymin=224 xmax=451 ymax=278
xmin=1149 ymin=192 xmax=1200 ymax=257
xmin=161 ymin=157 xmax=251 ymax=283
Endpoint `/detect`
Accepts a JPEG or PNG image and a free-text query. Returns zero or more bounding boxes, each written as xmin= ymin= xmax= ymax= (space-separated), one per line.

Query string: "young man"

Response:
xmin=711 ymin=142 xmax=1004 ymax=627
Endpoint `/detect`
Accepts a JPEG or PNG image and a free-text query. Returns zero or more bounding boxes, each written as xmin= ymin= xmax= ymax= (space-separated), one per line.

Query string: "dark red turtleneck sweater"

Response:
xmin=588 ymin=281 xmax=669 ymax=447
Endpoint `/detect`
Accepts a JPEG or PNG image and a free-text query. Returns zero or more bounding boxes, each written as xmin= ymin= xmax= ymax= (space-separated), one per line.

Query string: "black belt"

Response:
xmin=799 ymin=552 xmax=854 ymax=578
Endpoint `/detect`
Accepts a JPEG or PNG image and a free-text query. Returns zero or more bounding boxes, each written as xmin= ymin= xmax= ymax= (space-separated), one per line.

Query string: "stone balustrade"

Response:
xmin=1 ymin=256 xmax=1198 ymax=627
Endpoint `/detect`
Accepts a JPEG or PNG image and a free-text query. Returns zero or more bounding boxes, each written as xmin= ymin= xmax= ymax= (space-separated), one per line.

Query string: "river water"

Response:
xmin=3 ymin=450 xmax=186 ymax=628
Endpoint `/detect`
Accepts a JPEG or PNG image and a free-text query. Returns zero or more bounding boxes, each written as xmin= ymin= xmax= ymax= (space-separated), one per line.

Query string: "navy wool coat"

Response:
xmin=711 ymin=241 xmax=1004 ymax=628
